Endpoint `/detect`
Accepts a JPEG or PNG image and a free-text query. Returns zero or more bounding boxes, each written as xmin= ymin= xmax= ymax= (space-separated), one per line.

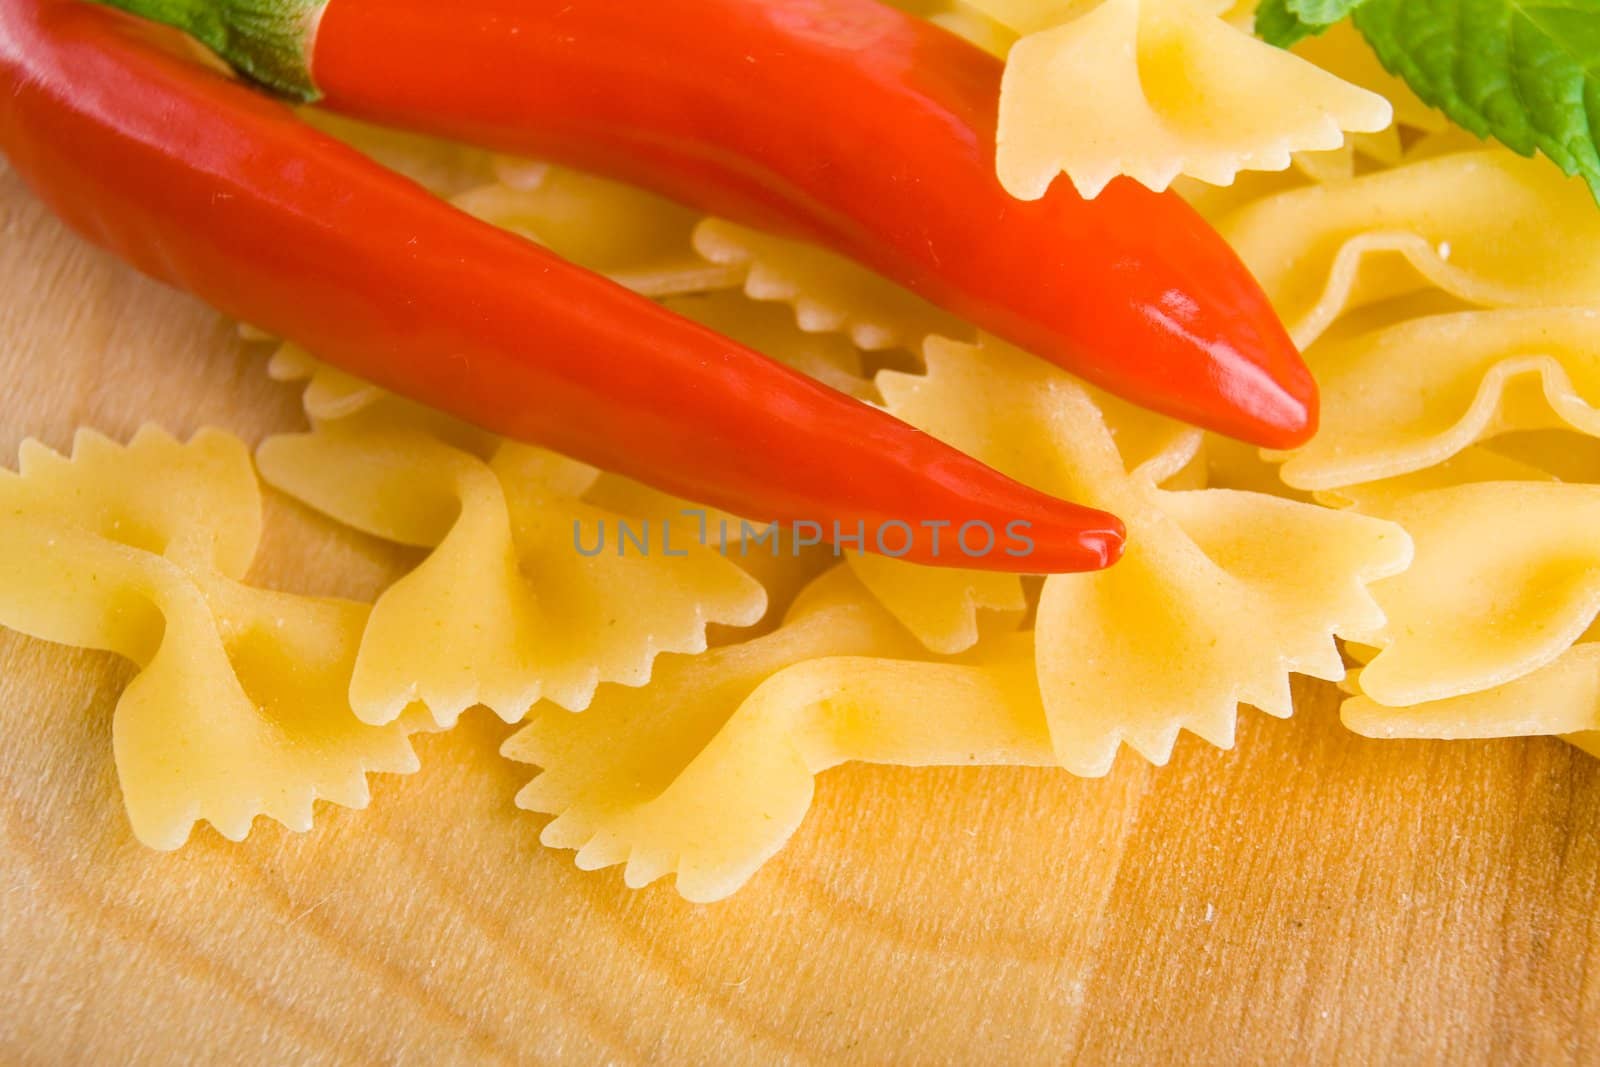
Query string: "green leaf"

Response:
xmin=1288 ymin=0 xmax=1371 ymax=25
xmin=1353 ymin=0 xmax=1600 ymax=201
xmin=1255 ymin=0 xmax=1369 ymax=47
xmin=1254 ymin=0 xmax=1323 ymax=46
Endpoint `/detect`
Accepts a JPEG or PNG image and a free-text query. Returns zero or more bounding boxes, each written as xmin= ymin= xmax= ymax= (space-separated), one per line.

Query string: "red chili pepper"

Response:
xmin=0 ymin=0 xmax=1125 ymax=571
xmin=92 ymin=0 xmax=1318 ymax=449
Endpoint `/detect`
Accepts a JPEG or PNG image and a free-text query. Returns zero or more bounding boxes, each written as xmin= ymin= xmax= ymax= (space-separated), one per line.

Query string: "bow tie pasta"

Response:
xmin=1344 ymin=645 xmax=1600 ymax=748
xmin=1323 ymin=455 xmax=1600 ymax=754
xmin=877 ymin=336 xmax=1410 ymax=776
xmin=504 ymin=566 xmax=1059 ymax=902
xmin=965 ymin=0 xmax=1391 ymax=198
xmin=1219 ymin=150 xmax=1600 ymax=347
xmin=1274 ymin=308 xmax=1600 ymax=491
xmin=0 ymin=427 xmax=422 ymax=848
xmin=692 ymin=218 xmax=972 ymax=354
xmin=258 ymin=404 xmax=767 ymax=728
xmin=846 ymin=372 xmax=1204 ymax=655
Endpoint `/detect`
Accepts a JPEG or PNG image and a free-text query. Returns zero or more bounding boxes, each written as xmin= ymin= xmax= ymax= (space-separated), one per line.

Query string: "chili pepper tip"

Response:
xmin=1004 ymin=504 xmax=1125 ymax=575
xmin=1240 ymin=357 xmax=1320 ymax=451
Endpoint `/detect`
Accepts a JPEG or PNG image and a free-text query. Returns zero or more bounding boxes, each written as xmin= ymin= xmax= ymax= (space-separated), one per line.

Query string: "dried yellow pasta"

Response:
xmin=504 ymin=566 xmax=1054 ymax=902
xmin=1311 ymin=444 xmax=1555 ymax=514
xmin=257 ymin=292 xmax=855 ymax=686
xmin=1343 ymin=642 xmax=1600 ymax=743
xmin=266 ymin=342 xmax=385 ymax=421
xmin=846 ymin=549 xmax=1028 ymax=655
xmin=300 ymin=108 xmax=495 ymax=196
xmin=1320 ymin=440 xmax=1600 ymax=754
xmin=1480 ymin=429 xmax=1600 ymax=484
xmin=846 ymin=367 xmax=1201 ymax=655
xmin=1339 ymin=480 xmax=1600 ymax=707
xmin=497 ymin=330 xmax=1412 ymax=897
xmin=452 ymin=168 xmax=741 ymax=299
xmin=1220 ymin=149 xmax=1600 ymax=347
xmin=1287 ymin=21 xmax=1443 ymax=139
xmin=1201 ymin=432 xmax=1303 ymax=497
xmin=928 ymin=3 xmax=1016 ymax=53
xmin=1274 ymin=308 xmax=1600 ymax=491
xmin=1289 ymin=127 xmax=1401 ymax=184
xmin=692 ymin=219 xmax=970 ymax=353
xmin=971 ymin=0 xmax=1390 ymax=199
xmin=0 ymin=427 xmax=420 ymax=848
xmin=880 ymin=336 xmax=1410 ymax=775
xmin=257 ymin=411 xmax=766 ymax=726
xmin=1172 ymin=166 xmax=1311 ymax=223
xmin=889 ymin=0 xmax=1020 ymax=51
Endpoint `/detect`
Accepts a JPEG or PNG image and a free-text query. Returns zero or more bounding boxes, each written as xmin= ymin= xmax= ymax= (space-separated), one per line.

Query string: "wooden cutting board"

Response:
xmin=1 ymin=161 xmax=1597 ymax=1065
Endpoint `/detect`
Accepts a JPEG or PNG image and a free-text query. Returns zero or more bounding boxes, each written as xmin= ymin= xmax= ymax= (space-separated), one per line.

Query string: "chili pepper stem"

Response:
xmin=96 ymin=0 xmax=324 ymax=101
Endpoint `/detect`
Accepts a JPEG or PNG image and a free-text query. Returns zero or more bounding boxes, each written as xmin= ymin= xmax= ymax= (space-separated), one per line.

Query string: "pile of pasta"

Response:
xmin=1 ymin=0 xmax=1594 ymax=901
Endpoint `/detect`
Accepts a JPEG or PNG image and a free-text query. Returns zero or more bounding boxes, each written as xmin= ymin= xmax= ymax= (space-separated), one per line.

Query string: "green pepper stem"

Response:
xmin=95 ymin=0 xmax=325 ymax=102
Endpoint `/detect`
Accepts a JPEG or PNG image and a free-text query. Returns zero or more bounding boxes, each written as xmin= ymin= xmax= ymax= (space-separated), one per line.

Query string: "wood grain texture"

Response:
xmin=0 ymin=161 xmax=1597 ymax=1066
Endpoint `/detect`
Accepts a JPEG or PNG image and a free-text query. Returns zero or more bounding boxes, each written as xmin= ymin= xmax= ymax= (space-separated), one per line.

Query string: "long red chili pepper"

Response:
xmin=92 ymin=0 xmax=1319 ymax=450
xmin=0 ymin=0 xmax=1125 ymax=571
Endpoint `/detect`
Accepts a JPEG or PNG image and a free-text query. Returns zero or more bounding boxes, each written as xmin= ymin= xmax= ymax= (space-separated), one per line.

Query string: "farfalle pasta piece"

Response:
xmin=505 ymin=567 xmax=1054 ymax=902
xmin=971 ymin=0 xmax=1390 ymax=199
xmin=1345 ymin=481 xmax=1600 ymax=707
xmin=1203 ymin=432 xmax=1305 ymax=497
xmin=845 ymin=374 xmax=1201 ymax=654
xmin=1341 ymin=568 xmax=1600 ymax=757
xmin=1343 ymin=643 xmax=1600 ymax=743
xmin=1290 ymin=126 xmax=1402 ymax=184
xmin=0 ymin=427 xmax=418 ymax=847
xmin=880 ymin=336 xmax=1410 ymax=775
xmin=1402 ymin=127 xmax=1487 ymax=164
xmin=1220 ymin=149 xmax=1600 ymax=346
xmin=452 ymin=168 xmax=741 ymax=299
xmin=1172 ymin=167 xmax=1311 ymax=223
xmin=1481 ymin=428 xmax=1600 ymax=484
xmin=928 ymin=4 xmax=1016 ymax=53
xmin=0 ymin=426 xmax=261 ymax=574
xmin=1289 ymin=143 xmax=1357 ymax=185
xmin=256 ymin=415 xmax=766 ymax=726
xmin=1274 ymin=308 xmax=1600 ymax=490
xmin=1288 ymin=21 xmax=1443 ymax=138
xmin=692 ymin=219 xmax=970 ymax=352
xmin=261 ymin=291 xmax=868 ymax=547
xmin=266 ymin=342 xmax=385 ymax=421
xmin=888 ymin=0 xmax=1021 ymax=52
xmin=1312 ymin=444 xmax=1555 ymax=514
xmin=301 ymin=108 xmax=495 ymax=196
xmin=845 ymin=550 xmax=1027 ymax=655
xmin=1319 ymin=447 xmax=1557 ymax=677
xmin=258 ymin=295 xmax=838 ymax=651
xmin=1038 ymin=484 xmax=1406 ymax=770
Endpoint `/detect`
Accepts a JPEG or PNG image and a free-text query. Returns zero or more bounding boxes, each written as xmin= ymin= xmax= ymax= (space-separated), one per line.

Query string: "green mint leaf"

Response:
xmin=1353 ymin=0 xmax=1600 ymax=201
xmin=1254 ymin=0 xmax=1325 ymax=47
xmin=1256 ymin=0 xmax=1369 ymax=46
xmin=1288 ymin=0 xmax=1371 ymax=26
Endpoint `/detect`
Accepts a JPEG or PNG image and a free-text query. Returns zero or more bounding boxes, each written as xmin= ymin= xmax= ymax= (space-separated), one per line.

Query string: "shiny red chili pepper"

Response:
xmin=93 ymin=0 xmax=1318 ymax=448
xmin=0 ymin=0 xmax=1126 ymax=571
